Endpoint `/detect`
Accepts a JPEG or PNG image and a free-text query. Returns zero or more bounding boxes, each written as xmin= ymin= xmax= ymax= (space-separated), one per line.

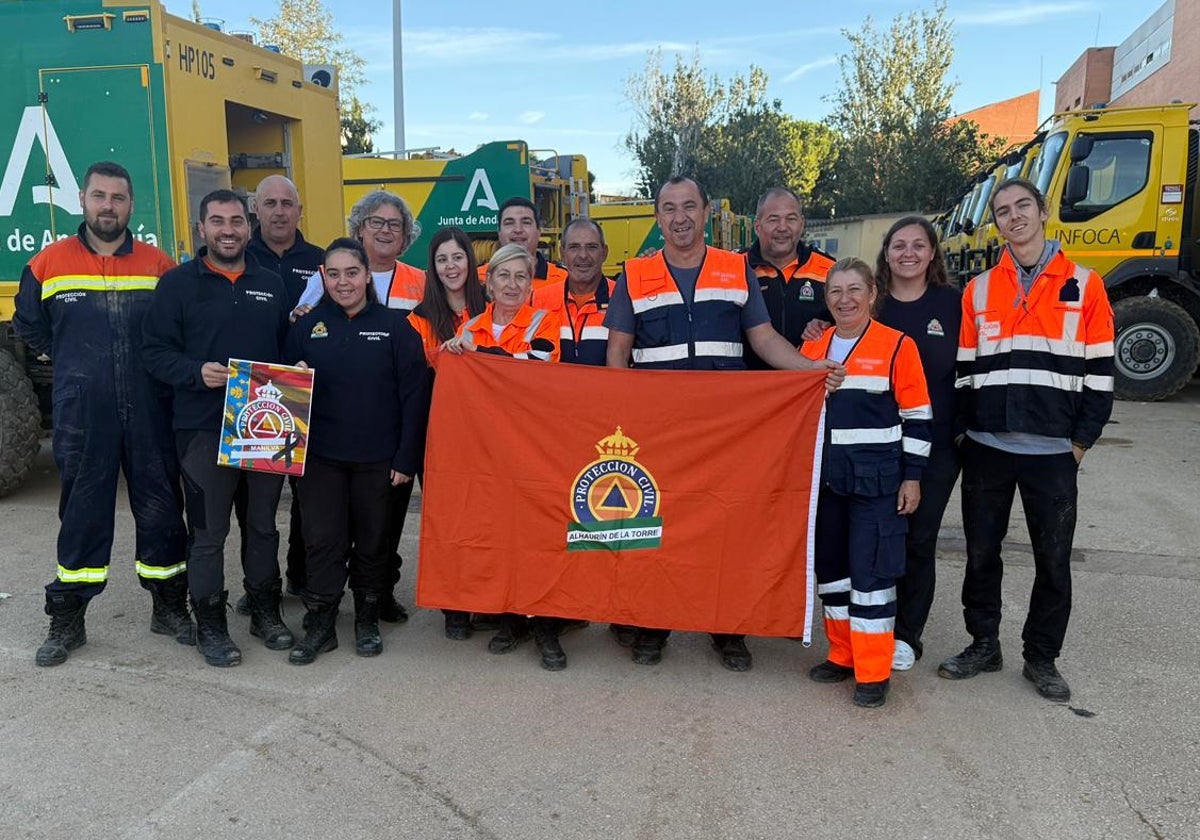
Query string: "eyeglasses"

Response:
xmin=364 ymin=216 xmax=405 ymax=232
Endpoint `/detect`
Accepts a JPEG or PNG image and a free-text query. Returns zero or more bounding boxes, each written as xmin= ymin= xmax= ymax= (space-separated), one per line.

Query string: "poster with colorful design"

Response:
xmin=217 ymin=359 xmax=314 ymax=476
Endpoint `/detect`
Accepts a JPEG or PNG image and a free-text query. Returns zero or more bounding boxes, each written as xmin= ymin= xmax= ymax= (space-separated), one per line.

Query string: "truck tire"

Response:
xmin=1112 ymin=296 xmax=1200 ymax=402
xmin=0 ymin=347 xmax=41 ymax=495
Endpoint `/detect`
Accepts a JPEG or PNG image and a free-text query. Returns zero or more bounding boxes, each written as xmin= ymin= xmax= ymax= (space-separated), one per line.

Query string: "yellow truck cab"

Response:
xmin=943 ymin=103 xmax=1200 ymax=400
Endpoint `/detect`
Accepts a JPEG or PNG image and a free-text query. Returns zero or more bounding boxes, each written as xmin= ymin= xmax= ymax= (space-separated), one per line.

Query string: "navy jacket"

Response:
xmin=143 ymin=249 xmax=289 ymax=431
xmin=285 ymin=299 xmax=430 ymax=474
xmin=246 ymin=227 xmax=325 ymax=309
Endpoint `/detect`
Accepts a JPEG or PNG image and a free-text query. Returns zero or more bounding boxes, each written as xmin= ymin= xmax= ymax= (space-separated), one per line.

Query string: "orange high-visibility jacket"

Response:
xmin=956 ymin=247 xmax=1114 ymax=446
xmin=407 ymin=304 xmax=470 ymax=366
xmin=625 ymin=247 xmax=749 ymax=370
xmin=802 ymin=319 xmax=932 ymax=494
xmin=531 ymin=277 xmax=614 ymax=366
xmin=385 ymin=261 xmax=427 ymax=312
xmin=457 ymin=303 xmax=561 ymax=361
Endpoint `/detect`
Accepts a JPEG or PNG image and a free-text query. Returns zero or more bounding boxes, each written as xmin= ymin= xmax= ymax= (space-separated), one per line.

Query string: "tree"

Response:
xmin=623 ymin=51 xmax=770 ymax=198
xmin=250 ymin=0 xmax=378 ymax=152
xmin=339 ymin=98 xmax=381 ymax=155
xmin=700 ymin=110 xmax=838 ymax=216
xmin=825 ymin=1 xmax=1003 ymax=216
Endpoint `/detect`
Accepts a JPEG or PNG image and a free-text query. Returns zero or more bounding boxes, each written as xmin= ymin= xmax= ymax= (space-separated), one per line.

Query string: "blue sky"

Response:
xmin=166 ymin=0 xmax=1158 ymax=195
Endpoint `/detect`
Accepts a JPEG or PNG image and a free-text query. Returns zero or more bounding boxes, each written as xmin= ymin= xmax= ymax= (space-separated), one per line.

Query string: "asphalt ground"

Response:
xmin=1 ymin=381 xmax=1197 ymax=839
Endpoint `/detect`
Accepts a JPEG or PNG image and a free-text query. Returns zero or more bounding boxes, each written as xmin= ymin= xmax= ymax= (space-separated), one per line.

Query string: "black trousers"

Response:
xmin=177 ymin=430 xmax=284 ymax=601
xmin=297 ymin=456 xmax=392 ymax=603
xmin=384 ymin=472 xmax=420 ymax=590
xmin=235 ymin=476 xmax=306 ymax=589
xmin=960 ymin=437 xmax=1078 ymax=662
xmin=894 ymin=445 xmax=962 ymax=658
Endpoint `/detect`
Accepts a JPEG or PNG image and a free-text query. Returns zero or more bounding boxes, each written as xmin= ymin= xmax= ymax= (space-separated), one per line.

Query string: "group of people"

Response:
xmin=15 ymin=161 xmax=1114 ymax=711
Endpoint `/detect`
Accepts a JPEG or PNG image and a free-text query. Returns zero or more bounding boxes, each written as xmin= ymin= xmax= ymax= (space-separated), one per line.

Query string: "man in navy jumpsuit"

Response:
xmin=14 ymin=161 xmax=191 ymax=666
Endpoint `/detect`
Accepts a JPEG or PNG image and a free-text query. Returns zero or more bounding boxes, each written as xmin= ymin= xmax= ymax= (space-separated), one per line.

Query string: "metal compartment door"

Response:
xmin=38 ymin=65 xmax=165 ymax=248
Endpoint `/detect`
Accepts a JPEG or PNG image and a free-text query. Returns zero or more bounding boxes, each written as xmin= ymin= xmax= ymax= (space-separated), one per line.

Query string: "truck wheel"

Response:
xmin=0 ymin=348 xmax=41 ymax=496
xmin=1112 ymin=296 xmax=1200 ymax=401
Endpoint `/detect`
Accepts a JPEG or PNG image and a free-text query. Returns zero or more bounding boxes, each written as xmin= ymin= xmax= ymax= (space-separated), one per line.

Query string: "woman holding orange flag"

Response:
xmin=443 ymin=243 xmax=565 ymax=669
xmin=407 ymin=227 xmax=487 ymax=366
xmin=801 ymin=257 xmax=932 ymax=708
xmin=407 ymin=227 xmax=486 ymax=642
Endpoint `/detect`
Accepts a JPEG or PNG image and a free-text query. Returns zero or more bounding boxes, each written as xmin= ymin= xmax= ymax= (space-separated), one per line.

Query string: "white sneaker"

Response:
xmin=892 ymin=640 xmax=916 ymax=671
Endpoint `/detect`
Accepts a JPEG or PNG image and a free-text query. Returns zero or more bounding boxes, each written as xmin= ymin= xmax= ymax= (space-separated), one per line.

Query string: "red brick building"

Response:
xmin=951 ymin=90 xmax=1040 ymax=148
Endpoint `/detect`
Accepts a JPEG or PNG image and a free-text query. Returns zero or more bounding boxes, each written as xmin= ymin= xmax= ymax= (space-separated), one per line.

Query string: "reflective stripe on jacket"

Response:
xmin=626 ymin=247 xmax=748 ymax=370
xmin=458 ymin=303 xmax=561 ymax=361
xmin=385 ymin=261 xmax=427 ymax=312
xmin=802 ymin=319 xmax=932 ymax=495
xmin=745 ymin=240 xmax=834 ymax=366
xmin=14 ymin=226 xmax=175 ymax=401
xmin=531 ymin=278 xmax=614 ymax=366
xmin=956 ymin=248 xmax=1114 ymax=446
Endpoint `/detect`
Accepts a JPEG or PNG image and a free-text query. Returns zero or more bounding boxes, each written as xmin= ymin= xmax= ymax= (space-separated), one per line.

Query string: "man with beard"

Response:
xmin=144 ymin=189 xmax=293 ymax=668
xmin=15 ymin=161 xmax=192 ymax=666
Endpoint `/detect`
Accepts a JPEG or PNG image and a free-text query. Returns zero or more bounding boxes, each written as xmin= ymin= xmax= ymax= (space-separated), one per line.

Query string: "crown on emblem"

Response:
xmin=595 ymin=426 xmax=639 ymax=460
xmin=255 ymin=380 xmax=284 ymax=402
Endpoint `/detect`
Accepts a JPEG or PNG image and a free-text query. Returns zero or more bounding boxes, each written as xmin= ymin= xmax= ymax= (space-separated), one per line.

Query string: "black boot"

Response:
xmin=289 ymin=601 xmax=339 ymax=665
xmin=353 ymin=591 xmax=383 ymax=657
xmin=378 ymin=589 xmax=409 ymax=623
xmin=487 ymin=614 xmax=531 ymax=654
xmin=146 ymin=576 xmax=196 ymax=646
xmin=531 ymin=617 xmax=567 ymax=671
xmin=938 ymin=637 xmax=1002 ymax=680
xmin=192 ymin=591 xmax=242 ymax=668
xmin=35 ymin=592 xmax=88 ymax=667
xmin=247 ymin=580 xmax=295 ymax=650
xmin=443 ymin=610 xmax=473 ymax=640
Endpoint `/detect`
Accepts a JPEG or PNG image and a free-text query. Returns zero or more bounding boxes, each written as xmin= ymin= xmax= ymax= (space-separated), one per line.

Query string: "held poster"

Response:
xmin=217 ymin=359 xmax=314 ymax=477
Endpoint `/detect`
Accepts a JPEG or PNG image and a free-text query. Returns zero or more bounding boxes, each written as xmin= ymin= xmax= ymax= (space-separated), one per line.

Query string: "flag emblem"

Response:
xmin=567 ymin=426 xmax=663 ymax=551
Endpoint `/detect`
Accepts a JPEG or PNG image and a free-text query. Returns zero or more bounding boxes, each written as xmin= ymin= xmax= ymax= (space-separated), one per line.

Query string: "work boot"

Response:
xmin=631 ymin=629 xmax=667 ymax=666
xmin=35 ymin=592 xmax=88 ymax=667
xmin=853 ymin=679 xmax=890 ymax=708
xmin=808 ymin=660 xmax=855 ymax=683
xmin=711 ymin=633 xmax=753 ymax=672
xmin=234 ymin=592 xmax=251 ymax=616
xmin=1023 ymin=659 xmax=1071 ymax=702
xmin=147 ymin=576 xmax=196 ymax=646
xmin=289 ymin=601 xmax=339 ymax=665
xmin=378 ymin=590 xmax=409 ymax=624
xmin=608 ymin=623 xmax=637 ymax=648
xmin=192 ymin=591 xmax=242 ymax=668
xmin=247 ymin=581 xmax=295 ymax=650
xmin=353 ymin=591 xmax=383 ymax=657
xmin=531 ymin=617 xmax=567 ymax=671
xmin=487 ymin=614 xmax=530 ymax=654
xmin=938 ymin=637 xmax=1003 ymax=680
xmin=443 ymin=610 xmax=473 ymax=641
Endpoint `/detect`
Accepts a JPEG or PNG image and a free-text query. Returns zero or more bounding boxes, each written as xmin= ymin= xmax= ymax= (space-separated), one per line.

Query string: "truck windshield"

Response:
xmin=1032 ymin=131 xmax=1067 ymax=195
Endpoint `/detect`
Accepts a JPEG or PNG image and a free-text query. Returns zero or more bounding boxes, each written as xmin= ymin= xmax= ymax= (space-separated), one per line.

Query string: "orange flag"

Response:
xmin=416 ymin=353 xmax=827 ymax=640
